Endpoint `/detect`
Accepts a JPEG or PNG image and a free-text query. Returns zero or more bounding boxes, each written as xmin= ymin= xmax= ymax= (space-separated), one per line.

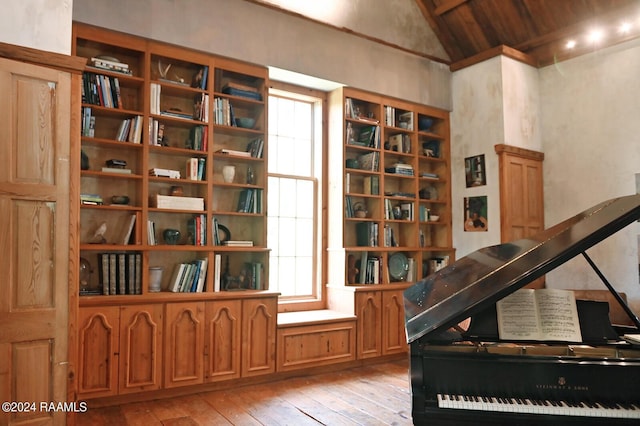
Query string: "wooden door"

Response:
xmin=77 ymin=307 xmax=120 ymax=398
xmin=119 ymin=304 xmax=163 ymax=393
xmin=355 ymin=291 xmax=382 ymax=359
xmin=381 ymin=290 xmax=408 ymax=355
xmin=164 ymin=302 xmax=204 ymax=388
xmin=205 ymin=300 xmax=241 ymax=382
xmin=496 ymin=144 xmax=544 ymax=241
xmin=495 ymin=144 xmax=545 ymax=288
xmin=242 ymin=297 xmax=276 ymax=377
xmin=0 ymin=56 xmax=73 ymax=425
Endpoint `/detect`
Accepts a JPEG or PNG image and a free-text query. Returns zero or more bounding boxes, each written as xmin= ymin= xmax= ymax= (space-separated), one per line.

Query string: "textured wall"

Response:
xmin=540 ymin=38 xmax=640 ymax=310
xmin=0 ymin=0 xmax=72 ymax=54
xmin=72 ymin=0 xmax=452 ymax=109
xmin=254 ymin=0 xmax=449 ymax=60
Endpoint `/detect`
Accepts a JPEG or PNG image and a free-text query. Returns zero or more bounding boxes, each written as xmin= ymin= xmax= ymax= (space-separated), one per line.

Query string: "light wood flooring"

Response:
xmin=76 ymin=359 xmax=413 ymax=426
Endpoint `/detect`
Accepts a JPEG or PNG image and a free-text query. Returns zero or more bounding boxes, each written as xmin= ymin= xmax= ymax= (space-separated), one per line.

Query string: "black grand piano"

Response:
xmin=404 ymin=194 xmax=640 ymax=425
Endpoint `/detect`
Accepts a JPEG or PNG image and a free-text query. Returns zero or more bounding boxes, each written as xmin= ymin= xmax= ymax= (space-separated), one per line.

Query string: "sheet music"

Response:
xmin=496 ymin=289 xmax=582 ymax=342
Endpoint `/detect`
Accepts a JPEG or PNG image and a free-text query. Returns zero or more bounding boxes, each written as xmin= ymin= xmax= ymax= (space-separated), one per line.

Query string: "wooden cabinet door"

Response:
xmin=496 ymin=144 xmax=545 ymax=288
xmin=0 ymin=56 xmax=75 ymax=425
xmin=381 ymin=290 xmax=408 ymax=355
xmin=242 ymin=297 xmax=276 ymax=377
xmin=164 ymin=302 xmax=204 ymax=388
xmin=77 ymin=307 xmax=120 ymax=398
xmin=205 ymin=300 xmax=241 ymax=382
xmin=119 ymin=304 xmax=163 ymax=394
xmin=496 ymin=144 xmax=544 ymax=241
xmin=356 ymin=291 xmax=382 ymax=359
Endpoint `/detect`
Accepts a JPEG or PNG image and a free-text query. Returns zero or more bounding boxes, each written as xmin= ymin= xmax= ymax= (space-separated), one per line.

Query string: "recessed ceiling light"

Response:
xmin=587 ymin=29 xmax=604 ymax=43
xmin=619 ymin=22 xmax=632 ymax=34
xmin=566 ymin=39 xmax=577 ymax=49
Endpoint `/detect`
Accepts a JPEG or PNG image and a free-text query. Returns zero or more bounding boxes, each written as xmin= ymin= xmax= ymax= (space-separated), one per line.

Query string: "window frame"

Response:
xmin=268 ymin=82 xmax=328 ymax=312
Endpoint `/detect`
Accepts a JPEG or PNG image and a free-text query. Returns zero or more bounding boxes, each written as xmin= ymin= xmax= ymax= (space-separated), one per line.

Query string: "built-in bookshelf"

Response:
xmin=327 ymin=86 xmax=454 ymax=359
xmin=328 ymin=87 xmax=454 ymax=288
xmin=73 ymin=24 xmax=270 ymax=298
xmin=72 ymin=23 xmax=277 ymax=400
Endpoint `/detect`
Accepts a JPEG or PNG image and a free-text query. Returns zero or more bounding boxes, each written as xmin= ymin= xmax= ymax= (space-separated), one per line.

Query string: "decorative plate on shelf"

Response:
xmin=388 ymin=252 xmax=409 ymax=281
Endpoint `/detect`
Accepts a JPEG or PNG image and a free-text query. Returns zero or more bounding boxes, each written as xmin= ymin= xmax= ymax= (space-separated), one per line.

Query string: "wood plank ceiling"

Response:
xmin=415 ymin=0 xmax=640 ymax=69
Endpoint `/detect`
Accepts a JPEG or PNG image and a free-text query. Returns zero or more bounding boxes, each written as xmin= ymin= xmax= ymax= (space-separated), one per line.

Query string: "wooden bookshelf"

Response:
xmin=327 ymin=86 xmax=455 ymax=357
xmin=72 ymin=22 xmax=276 ymax=400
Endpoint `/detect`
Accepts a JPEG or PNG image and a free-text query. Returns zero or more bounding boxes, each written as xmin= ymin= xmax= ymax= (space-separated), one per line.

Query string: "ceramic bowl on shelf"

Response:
xmin=235 ymin=117 xmax=256 ymax=129
xmin=429 ymin=215 xmax=440 ymax=222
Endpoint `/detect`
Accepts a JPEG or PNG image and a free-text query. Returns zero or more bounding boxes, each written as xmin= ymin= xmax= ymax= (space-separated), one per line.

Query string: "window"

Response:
xmin=267 ymin=85 xmax=325 ymax=310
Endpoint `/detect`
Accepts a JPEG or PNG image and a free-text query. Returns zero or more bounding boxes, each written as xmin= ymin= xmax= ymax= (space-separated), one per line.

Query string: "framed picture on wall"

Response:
xmin=464 ymin=196 xmax=488 ymax=232
xmin=465 ymin=154 xmax=486 ymax=187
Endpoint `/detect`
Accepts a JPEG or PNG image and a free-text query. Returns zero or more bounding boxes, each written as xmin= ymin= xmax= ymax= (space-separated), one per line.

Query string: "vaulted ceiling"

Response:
xmin=415 ymin=0 xmax=640 ymax=69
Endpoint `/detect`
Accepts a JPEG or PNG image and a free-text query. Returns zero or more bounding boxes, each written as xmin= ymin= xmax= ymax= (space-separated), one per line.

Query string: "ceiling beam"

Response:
xmin=434 ymin=0 xmax=469 ymax=16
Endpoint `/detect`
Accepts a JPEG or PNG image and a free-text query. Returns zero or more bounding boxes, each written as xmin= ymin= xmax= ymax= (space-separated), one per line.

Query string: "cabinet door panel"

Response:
xmin=242 ymin=297 xmax=276 ymax=377
xmin=164 ymin=302 xmax=204 ymax=388
xmin=205 ymin=300 xmax=241 ymax=382
xmin=119 ymin=304 xmax=163 ymax=394
xmin=77 ymin=306 xmax=120 ymax=398
xmin=382 ymin=290 xmax=408 ymax=355
xmin=356 ymin=291 xmax=382 ymax=359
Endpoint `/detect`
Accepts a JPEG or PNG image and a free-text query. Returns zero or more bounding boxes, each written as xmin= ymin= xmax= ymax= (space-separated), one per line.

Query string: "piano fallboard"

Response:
xmin=411 ymin=342 xmax=640 ymax=425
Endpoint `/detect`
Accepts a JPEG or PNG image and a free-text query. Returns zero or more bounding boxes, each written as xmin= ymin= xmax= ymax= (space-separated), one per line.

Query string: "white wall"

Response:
xmin=450 ymin=56 xmax=541 ymax=258
xmin=0 ymin=0 xmax=72 ymax=54
xmin=540 ymin=38 xmax=640 ymax=311
xmin=72 ymin=0 xmax=452 ymax=110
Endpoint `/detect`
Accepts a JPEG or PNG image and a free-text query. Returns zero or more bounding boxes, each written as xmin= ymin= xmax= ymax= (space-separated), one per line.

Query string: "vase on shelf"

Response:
xmin=222 ymin=165 xmax=236 ymax=183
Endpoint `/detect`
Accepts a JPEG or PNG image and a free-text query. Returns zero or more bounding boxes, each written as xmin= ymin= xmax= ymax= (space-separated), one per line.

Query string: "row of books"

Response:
xmin=116 ymin=115 xmax=144 ymax=143
xmin=98 ymin=252 xmax=142 ymax=295
xmin=214 ymin=97 xmax=236 ymax=126
xmin=187 ymin=214 xmax=207 ymax=246
xmin=384 ymin=106 xmax=413 ymax=130
xmin=214 ymin=255 xmax=264 ymax=291
xmin=358 ymin=152 xmax=380 ymax=171
xmin=346 ymin=123 xmax=381 ymax=148
xmin=169 ymin=258 xmax=208 ymax=292
xmin=82 ymin=72 xmax=123 ymax=109
xmin=185 ymin=125 xmax=208 ymax=151
xmin=345 ymin=174 xmax=379 ymax=195
xmin=186 ymin=157 xmax=206 ymax=181
xmin=354 ymin=252 xmax=383 ymax=284
xmin=81 ymin=107 xmax=95 ymax=137
xmin=383 ymin=224 xmax=399 ymax=247
xmin=237 ymin=189 xmax=262 ymax=213
xmin=356 ymin=222 xmax=378 ymax=247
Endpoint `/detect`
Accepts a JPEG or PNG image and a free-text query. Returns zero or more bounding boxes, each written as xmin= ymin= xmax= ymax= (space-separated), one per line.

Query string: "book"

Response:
xmin=118 ymin=214 xmax=136 ymax=245
xmin=102 ymin=167 xmax=132 ymax=174
xmin=222 ymin=240 xmax=254 ymax=247
xmin=216 ymin=148 xmax=251 ymax=157
xmin=169 ymin=263 xmax=187 ymax=292
xmin=151 ymin=194 xmax=204 ymax=211
xmin=214 ymin=254 xmax=222 ymax=292
xmin=496 ymin=289 xmax=583 ymax=342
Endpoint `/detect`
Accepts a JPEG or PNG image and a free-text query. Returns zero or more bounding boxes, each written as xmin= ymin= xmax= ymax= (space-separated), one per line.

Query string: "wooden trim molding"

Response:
xmin=450 ymin=45 xmax=537 ymax=72
xmin=494 ymin=144 xmax=544 ymax=161
xmin=0 ymin=42 xmax=86 ymax=74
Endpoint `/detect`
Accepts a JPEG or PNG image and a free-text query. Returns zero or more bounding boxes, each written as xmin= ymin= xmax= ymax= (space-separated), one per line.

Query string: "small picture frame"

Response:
xmin=465 ymin=154 xmax=486 ymax=187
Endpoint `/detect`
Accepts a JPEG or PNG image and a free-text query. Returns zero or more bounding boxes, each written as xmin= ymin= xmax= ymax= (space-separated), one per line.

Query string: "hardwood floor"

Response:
xmin=76 ymin=359 xmax=413 ymax=425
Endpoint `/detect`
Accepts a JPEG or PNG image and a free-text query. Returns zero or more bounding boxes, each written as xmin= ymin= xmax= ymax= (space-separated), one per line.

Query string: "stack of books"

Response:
xmin=80 ymin=193 xmax=103 ymax=205
xmin=385 ymin=163 xmax=414 ymax=176
xmin=222 ymin=240 xmax=253 ymax=247
xmin=90 ymin=56 xmax=132 ymax=75
xmin=149 ymin=168 xmax=181 ymax=179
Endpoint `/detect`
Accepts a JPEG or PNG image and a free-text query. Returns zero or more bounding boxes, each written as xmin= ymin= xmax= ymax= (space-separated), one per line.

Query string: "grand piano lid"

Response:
xmin=404 ymin=193 xmax=640 ymax=344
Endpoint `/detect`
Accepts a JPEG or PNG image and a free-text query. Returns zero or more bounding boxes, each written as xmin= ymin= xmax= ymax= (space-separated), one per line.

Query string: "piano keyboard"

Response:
xmin=437 ymin=394 xmax=640 ymax=419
